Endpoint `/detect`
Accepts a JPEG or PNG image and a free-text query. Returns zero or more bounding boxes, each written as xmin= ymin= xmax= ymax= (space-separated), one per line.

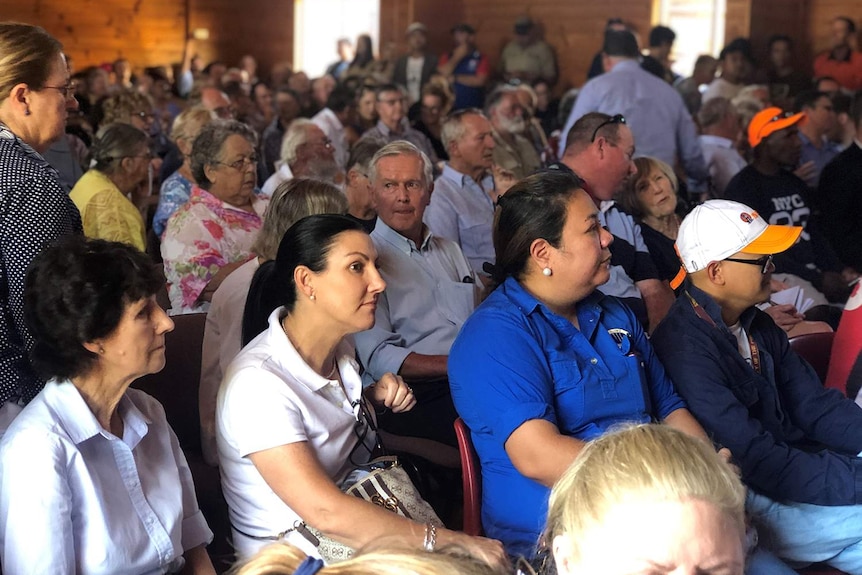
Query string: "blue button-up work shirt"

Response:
xmin=449 ymin=277 xmax=686 ymax=557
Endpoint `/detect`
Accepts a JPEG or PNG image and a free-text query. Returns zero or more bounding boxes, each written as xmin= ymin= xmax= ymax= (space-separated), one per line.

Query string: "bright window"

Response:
xmin=656 ymin=0 xmax=726 ymax=77
xmin=294 ymin=0 xmax=380 ymax=78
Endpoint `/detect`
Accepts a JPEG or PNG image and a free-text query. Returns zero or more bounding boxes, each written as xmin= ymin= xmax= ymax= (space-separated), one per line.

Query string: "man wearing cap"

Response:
xmin=498 ymin=17 xmax=556 ymax=86
xmin=556 ymin=112 xmax=675 ymax=332
xmin=392 ymin=23 xmax=437 ymax=107
xmin=651 ymin=199 xmax=862 ymax=573
xmin=560 ymin=30 xmax=707 ymax=185
xmin=725 ymin=107 xmax=856 ymax=305
xmin=438 ymin=24 xmax=490 ymax=110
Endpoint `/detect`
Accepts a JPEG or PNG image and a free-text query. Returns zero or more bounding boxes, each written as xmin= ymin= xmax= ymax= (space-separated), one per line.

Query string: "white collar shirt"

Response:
xmin=0 ymin=382 xmax=212 ymax=574
xmin=698 ymin=134 xmax=748 ymax=197
xmin=217 ymin=309 xmax=373 ymax=559
xmin=311 ymin=107 xmax=349 ymax=170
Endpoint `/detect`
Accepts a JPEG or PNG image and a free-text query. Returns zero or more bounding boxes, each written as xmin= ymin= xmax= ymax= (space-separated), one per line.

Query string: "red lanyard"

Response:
xmin=685 ymin=291 xmax=761 ymax=374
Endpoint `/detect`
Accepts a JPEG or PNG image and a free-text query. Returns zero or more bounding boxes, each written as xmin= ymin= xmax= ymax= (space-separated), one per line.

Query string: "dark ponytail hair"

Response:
xmin=242 ymin=214 xmax=366 ymax=345
xmin=491 ymin=170 xmax=584 ymax=286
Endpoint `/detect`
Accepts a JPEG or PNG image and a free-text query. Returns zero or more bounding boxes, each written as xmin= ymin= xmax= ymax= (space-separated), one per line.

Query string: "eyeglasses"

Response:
xmin=215 ymin=155 xmax=258 ymax=171
xmin=41 ymin=81 xmax=77 ymax=99
xmin=590 ymin=114 xmax=626 ymax=142
xmin=378 ymin=97 xmax=405 ymax=106
xmin=723 ymin=254 xmax=774 ymax=274
xmin=349 ymin=398 xmax=384 ymax=466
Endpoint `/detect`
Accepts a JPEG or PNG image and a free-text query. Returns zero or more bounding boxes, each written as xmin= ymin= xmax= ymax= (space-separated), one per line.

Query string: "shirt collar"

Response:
xmin=263 ymin=308 xmax=361 ymax=394
xmin=699 ymin=134 xmax=734 ymax=148
xmin=500 ymin=276 xmax=606 ymax=337
xmin=611 ymin=59 xmax=643 ymax=73
xmin=191 ymin=185 xmax=267 ymax=218
xmin=43 ymin=381 xmax=151 ymax=446
xmin=372 ymin=219 xmax=432 ymax=254
xmin=683 ymin=281 xmax=758 ymax=331
xmin=441 ymin=163 xmax=492 ymax=189
xmin=376 ymin=119 xmax=409 ymax=137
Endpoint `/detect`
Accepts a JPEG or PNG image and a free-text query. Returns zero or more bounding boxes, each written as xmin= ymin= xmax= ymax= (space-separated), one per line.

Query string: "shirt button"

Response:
xmin=590 ymin=358 xmax=598 ymax=365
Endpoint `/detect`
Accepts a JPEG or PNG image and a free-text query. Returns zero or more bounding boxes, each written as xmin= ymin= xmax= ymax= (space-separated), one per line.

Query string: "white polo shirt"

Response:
xmin=216 ymin=308 xmax=375 ymax=558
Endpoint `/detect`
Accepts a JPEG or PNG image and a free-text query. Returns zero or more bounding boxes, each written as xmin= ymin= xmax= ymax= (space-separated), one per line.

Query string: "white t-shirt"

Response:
xmin=406 ymin=56 xmax=425 ymax=105
xmin=729 ymin=322 xmax=753 ymax=368
xmin=216 ymin=308 xmax=375 ymax=558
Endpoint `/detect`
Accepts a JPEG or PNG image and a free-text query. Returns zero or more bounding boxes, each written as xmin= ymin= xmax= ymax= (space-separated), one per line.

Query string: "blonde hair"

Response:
xmin=545 ymin=424 xmax=745 ymax=563
xmin=170 ymin=105 xmax=216 ymax=145
xmin=0 ymin=23 xmax=62 ymax=105
xmin=617 ymin=156 xmax=678 ymax=219
xmin=252 ymin=178 xmax=349 ymax=260
xmin=231 ymin=542 xmax=504 ymax=575
xmin=101 ymin=90 xmax=154 ymax=125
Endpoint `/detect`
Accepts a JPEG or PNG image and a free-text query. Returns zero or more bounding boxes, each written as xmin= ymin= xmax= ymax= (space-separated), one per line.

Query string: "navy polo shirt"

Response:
xmin=449 ymin=277 xmax=686 ymax=557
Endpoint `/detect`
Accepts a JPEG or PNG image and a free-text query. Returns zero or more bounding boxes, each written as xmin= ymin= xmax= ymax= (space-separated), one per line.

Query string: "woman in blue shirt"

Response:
xmin=448 ymin=170 xmax=711 ymax=558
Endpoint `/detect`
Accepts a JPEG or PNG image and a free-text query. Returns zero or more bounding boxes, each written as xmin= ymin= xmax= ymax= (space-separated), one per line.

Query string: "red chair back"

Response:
xmin=789 ymin=332 xmax=837 ymax=391
xmin=453 ymin=417 xmax=483 ymax=536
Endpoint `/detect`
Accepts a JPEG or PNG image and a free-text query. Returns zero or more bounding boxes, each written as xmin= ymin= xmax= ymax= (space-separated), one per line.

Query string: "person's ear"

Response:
xmin=529 ymin=237 xmax=553 ymax=273
xmin=6 ymin=83 xmax=32 ymax=116
xmin=705 ymin=261 xmax=726 ymax=286
xmin=82 ymin=340 xmax=104 ymax=356
xmin=203 ymin=162 xmax=218 ymax=186
xmin=294 ymin=265 xmax=316 ymax=301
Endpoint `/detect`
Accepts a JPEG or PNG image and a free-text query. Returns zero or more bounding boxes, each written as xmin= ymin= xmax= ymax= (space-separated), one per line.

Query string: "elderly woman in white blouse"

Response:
xmin=0 ymin=236 xmax=215 ymax=575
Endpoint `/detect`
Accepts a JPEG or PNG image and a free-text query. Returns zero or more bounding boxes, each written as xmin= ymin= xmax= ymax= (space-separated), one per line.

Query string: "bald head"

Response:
xmin=199 ymin=87 xmax=233 ymax=119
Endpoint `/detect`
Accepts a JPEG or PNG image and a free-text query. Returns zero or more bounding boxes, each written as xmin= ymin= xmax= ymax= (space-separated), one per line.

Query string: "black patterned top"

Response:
xmin=0 ymin=123 xmax=82 ymax=405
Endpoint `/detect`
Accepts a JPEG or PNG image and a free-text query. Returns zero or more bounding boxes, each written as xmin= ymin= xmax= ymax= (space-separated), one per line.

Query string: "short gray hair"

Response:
xmin=280 ymin=119 xmax=316 ymax=167
xmin=440 ymin=108 xmax=485 ymax=153
xmin=697 ymin=97 xmax=734 ymax=128
xmin=368 ymin=141 xmax=433 ymax=188
xmin=90 ymin=123 xmax=150 ymax=175
xmin=190 ymin=119 xmax=258 ymax=190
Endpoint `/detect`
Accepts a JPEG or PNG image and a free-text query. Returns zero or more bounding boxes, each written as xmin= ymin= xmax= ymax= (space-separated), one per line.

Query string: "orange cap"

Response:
xmin=748 ymin=107 xmax=806 ymax=148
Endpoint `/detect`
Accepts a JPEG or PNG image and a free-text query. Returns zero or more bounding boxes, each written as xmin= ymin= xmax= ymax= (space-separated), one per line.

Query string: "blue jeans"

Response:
xmin=747 ymin=490 xmax=862 ymax=573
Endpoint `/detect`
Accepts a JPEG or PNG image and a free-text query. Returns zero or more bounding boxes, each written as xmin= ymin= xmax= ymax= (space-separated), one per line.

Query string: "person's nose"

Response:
xmin=156 ymin=306 xmax=175 ymax=334
xmin=600 ymin=226 xmax=614 ymax=248
xmin=368 ymin=265 xmax=386 ymax=294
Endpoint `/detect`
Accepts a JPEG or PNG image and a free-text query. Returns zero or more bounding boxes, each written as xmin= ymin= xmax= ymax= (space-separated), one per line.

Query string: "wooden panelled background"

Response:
xmin=3 ymin=0 xmax=862 ymax=89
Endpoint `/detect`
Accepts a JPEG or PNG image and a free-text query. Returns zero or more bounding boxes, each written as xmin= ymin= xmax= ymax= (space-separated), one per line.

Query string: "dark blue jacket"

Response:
xmin=651 ymin=282 xmax=862 ymax=506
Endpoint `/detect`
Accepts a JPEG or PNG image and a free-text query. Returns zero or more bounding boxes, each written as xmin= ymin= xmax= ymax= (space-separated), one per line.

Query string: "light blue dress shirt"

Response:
xmin=425 ymin=164 xmax=496 ymax=275
xmin=798 ymin=132 xmax=841 ymax=188
xmin=355 ymin=220 xmax=479 ymax=383
xmin=0 ymin=381 xmax=212 ymax=574
xmin=560 ymin=60 xmax=708 ymax=181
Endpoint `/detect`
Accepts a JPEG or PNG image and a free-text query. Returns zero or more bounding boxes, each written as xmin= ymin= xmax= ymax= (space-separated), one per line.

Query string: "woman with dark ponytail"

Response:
xmin=448 ymin=170 xmax=713 ymax=559
xmin=216 ymin=214 xmax=507 ymax=567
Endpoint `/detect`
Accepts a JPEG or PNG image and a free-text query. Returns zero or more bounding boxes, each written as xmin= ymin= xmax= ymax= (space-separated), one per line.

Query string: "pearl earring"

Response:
xmin=542 ymin=267 xmax=552 ymax=277
xmin=309 ymin=294 xmax=316 ymax=301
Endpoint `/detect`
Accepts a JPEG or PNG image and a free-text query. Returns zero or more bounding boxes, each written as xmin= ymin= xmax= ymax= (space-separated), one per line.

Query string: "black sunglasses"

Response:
xmin=348 ymin=398 xmax=384 ymax=466
xmin=590 ymin=114 xmax=626 ymax=142
xmin=723 ymin=254 xmax=774 ymax=275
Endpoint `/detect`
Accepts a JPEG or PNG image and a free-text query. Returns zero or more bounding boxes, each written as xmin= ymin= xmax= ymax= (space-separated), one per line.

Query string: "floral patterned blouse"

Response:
xmin=161 ymin=186 xmax=268 ymax=314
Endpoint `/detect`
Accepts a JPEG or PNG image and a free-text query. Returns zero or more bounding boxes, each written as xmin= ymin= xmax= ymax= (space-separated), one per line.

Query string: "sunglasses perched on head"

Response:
xmin=590 ymin=114 xmax=626 ymax=142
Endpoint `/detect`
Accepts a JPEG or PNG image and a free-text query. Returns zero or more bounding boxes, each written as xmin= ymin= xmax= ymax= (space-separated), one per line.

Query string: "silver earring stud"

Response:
xmin=542 ymin=267 xmax=552 ymax=277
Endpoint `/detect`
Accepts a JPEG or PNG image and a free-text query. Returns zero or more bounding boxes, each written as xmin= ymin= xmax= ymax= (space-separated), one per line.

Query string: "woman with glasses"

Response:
xmin=69 ymin=123 xmax=151 ymax=251
xmin=448 ymin=170 xmax=713 ymax=559
xmin=162 ymin=120 xmax=268 ymax=313
xmin=216 ymin=214 xmax=507 ymax=568
xmin=0 ymin=23 xmax=82 ymax=435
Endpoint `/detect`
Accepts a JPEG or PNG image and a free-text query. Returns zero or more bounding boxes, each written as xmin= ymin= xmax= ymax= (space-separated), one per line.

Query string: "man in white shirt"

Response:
xmin=392 ymin=23 xmax=437 ymax=106
xmin=703 ymin=40 xmax=750 ymax=104
xmin=697 ymin=97 xmax=748 ymax=197
xmin=262 ymin=119 xmax=338 ymax=195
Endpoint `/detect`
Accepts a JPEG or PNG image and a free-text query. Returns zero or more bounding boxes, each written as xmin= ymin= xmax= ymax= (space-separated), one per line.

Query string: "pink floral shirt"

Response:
xmin=161 ymin=186 xmax=268 ymax=314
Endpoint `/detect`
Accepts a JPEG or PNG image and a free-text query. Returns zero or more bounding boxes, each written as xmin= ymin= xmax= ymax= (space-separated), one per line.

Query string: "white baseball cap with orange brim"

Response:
xmin=670 ymin=199 xmax=802 ymax=289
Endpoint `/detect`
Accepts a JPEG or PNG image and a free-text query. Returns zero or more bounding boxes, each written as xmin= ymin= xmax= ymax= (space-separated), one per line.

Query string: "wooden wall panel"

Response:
xmin=808 ymin=0 xmax=862 ymax=55
xmin=2 ymin=0 xmax=292 ymax=82
xmin=460 ymin=0 xmax=653 ymax=90
xmin=749 ymin=0 xmax=810 ymax=73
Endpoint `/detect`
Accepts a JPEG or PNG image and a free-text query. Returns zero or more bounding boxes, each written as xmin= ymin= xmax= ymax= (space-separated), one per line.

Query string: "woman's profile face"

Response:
xmin=94 ymin=295 xmax=174 ymax=384
xmin=358 ymin=90 xmax=377 ymax=121
xmin=545 ymin=190 xmax=613 ymax=297
xmin=635 ymin=167 xmax=677 ymax=219
xmin=554 ymin=498 xmax=744 ymax=575
xmin=309 ymin=230 xmax=385 ymax=334
xmin=27 ymin=52 xmax=72 ymax=151
xmin=207 ymin=134 xmax=258 ymax=206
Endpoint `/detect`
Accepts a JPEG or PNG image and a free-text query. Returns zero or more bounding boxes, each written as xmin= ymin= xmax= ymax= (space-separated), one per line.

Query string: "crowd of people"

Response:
xmin=2 ymin=10 xmax=862 ymax=575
